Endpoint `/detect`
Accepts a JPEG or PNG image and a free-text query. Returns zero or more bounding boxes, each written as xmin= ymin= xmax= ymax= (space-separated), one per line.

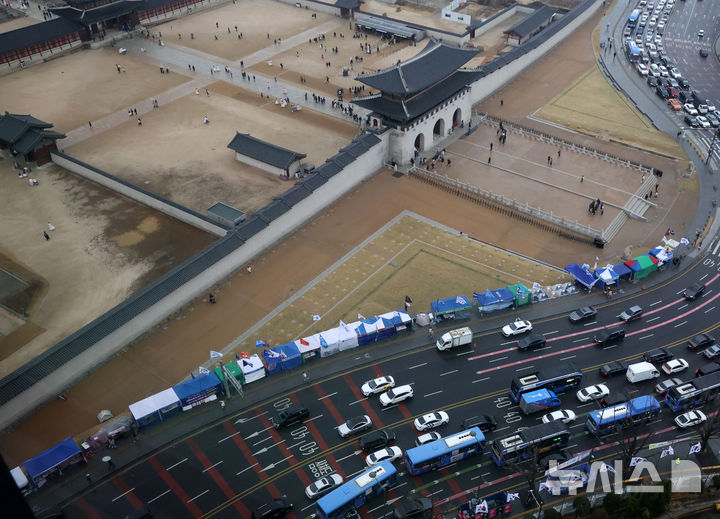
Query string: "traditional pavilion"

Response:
xmin=0 ymin=113 xmax=65 ymax=165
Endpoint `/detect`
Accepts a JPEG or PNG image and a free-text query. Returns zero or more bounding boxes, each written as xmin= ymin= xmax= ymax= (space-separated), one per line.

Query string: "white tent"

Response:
xmin=318 ymin=327 xmax=341 ymax=357
xmin=128 ymin=388 xmax=181 ymax=427
xmin=238 ymin=354 xmax=265 ymax=383
xmin=337 ymin=321 xmax=359 ymax=350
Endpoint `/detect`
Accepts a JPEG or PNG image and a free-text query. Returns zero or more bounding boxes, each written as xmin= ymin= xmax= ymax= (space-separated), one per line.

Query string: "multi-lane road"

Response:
xmin=58 ymin=233 xmax=720 ymax=519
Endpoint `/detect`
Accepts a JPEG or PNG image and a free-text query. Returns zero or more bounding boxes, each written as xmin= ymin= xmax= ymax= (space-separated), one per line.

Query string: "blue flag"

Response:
xmin=256 ymin=339 xmax=268 ymax=348
xmin=320 ymin=335 xmax=328 ymax=349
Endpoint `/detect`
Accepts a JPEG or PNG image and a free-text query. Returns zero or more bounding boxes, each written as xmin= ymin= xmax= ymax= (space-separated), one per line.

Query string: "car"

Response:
xmin=273 ymin=404 xmax=310 ymax=430
xmin=415 ymin=431 xmax=441 ymax=446
xmin=365 ymin=446 xmax=403 ymax=467
xmin=647 ymin=76 xmax=659 ymax=87
xmin=594 ymin=328 xmax=626 ymax=346
xmin=689 ymin=333 xmax=715 ymax=351
xmin=698 ymin=104 xmax=709 ymax=114
xmin=669 ymin=67 xmax=681 ymax=79
xmin=704 ymin=345 xmax=720 ymax=359
xmin=657 ymin=76 xmax=669 ymax=88
xmin=697 ymin=116 xmax=711 ymax=128
xmin=305 ymin=474 xmax=343 ymax=500
xmin=667 ymin=77 xmax=679 ymax=88
xmin=600 ymin=360 xmax=629 ymax=377
xmin=501 ymin=318 xmax=533 ymax=337
xmin=619 ymin=305 xmax=643 ymax=322
xmin=700 ymin=49 xmax=709 ymax=58
xmin=337 ymin=415 xmax=372 ymax=437
xmin=359 ymin=430 xmax=396 ymax=452
xmin=414 ymin=411 xmax=450 ymax=431
xmin=393 ymin=497 xmax=433 ymax=519
xmin=659 ymin=65 xmax=668 ymax=77
xmin=684 ymin=103 xmax=698 ymax=115
xmin=460 ymin=414 xmax=498 ymax=432
xmin=684 ymin=282 xmax=706 ymax=300
xmin=637 ymin=63 xmax=649 ymax=76
xmin=668 ymin=98 xmax=682 ymax=111
xmin=517 ymin=333 xmax=547 ymax=351
xmin=696 ymin=362 xmax=720 ymax=377
xmin=655 ymin=377 xmax=682 ymax=395
xmin=667 ymin=87 xmax=679 ymax=98
xmin=706 ymin=113 xmax=720 ymax=127
xmin=644 ymin=347 xmax=674 ymax=363
xmin=685 ymin=115 xmax=699 ymax=127
xmin=576 ymin=384 xmax=610 ymax=402
xmin=361 ymin=376 xmax=395 ymax=396
xmin=568 ymin=306 xmax=597 ymax=323
xmin=252 ymin=498 xmax=293 ymax=519
xmin=699 ymin=30 xmax=704 ymax=38
xmin=542 ymin=410 xmax=576 ymax=424
xmin=705 ymin=100 xmax=716 ymax=111
xmin=649 ymin=63 xmax=661 ymax=76
xmin=662 ymin=358 xmax=689 ymax=375
xmin=539 ymin=450 xmax=573 ymax=471
xmin=679 ymin=90 xmax=691 ymax=103
xmin=379 ymin=385 xmax=413 ymax=407
xmin=657 ymin=21 xmax=665 ymax=30
xmin=679 ymin=78 xmax=690 ymax=89
xmin=675 ymin=410 xmax=707 ymax=428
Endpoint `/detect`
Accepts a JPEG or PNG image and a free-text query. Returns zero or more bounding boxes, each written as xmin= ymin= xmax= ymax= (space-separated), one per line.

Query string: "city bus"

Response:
xmin=489 ymin=421 xmax=570 ymax=467
xmin=628 ymin=9 xmax=641 ymax=27
xmin=585 ymin=395 xmax=661 ymax=436
xmin=404 ymin=427 xmax=485 ymax=475
xmin=509 ymin=362 xmax=583 ymax=403
xmin=625 ymin=39 xmax=641 ymax=62
xmin=316 ymin=460 xmax=398 ymax=519
xmin=665 ymin=371 xmax=720 ymax=412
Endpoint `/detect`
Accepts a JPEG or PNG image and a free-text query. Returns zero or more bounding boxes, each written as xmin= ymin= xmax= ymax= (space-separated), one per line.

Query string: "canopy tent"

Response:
xmin=473 ymin=288 xmax=515 ymax=312
xmin=594 ymin=266 xmax=619 ymax=288
xmin=238 ymin=354 xmax=265 ymax=383
xmin=337 ymin=320 xmax=361 ymax=349
xmin=129 ymin=388 xmax=182 ymax=428
xmin=624 ymin=254 xmax=658 ymax=280
xmin=296 ymin=335 xmax=321 ymax=358
xmin=374 ymin=316 xmax=397 ymax=340
xmin=564 ymin=264 xmax=597 ymax=289
xmin=354 ymin=317 xmax=380 ymax=346
xmin=508 ymin=284 xmax=531 ymax=306
xmin=263 ymin=342 xmax=302 ymax=372
xmin=377 ymin=310 xmax=412 ymax=331
xmin=649 ymin=246 xmax=673 ymax=265
xmin=214 ymin=360 xmax=245 ymax=385
xmin=173 ymin=372 xmax=222 ymax=408
xmin=613 ymin=262 xmax=633 ymax=279
xmin=314 ymin=327 xmax=341 ymax=358
xmin=431 ymin=295 xmax=472 ymax=320
xmin=24 ymin=437 xmax=85 ymax=488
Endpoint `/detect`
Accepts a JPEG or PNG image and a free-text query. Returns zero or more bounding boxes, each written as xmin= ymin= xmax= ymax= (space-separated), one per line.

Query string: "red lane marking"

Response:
xmin=372 ymin=365 xmax=413 ymax=420
xmin=477 ymin=291 xmax=720 ymax=375
xmin=185 ymin=437 xmax=250 ymax=517
xmin=343 ymin=373 xmax=386 ymax=428
xmin=73 ymin=496 xmax=103 ymax=519
xmin=148 ymin=456 xmax=203 ymax=518
xmin=440 ymin=467 xmax=464 ymax=495
xmin=111 ymin=476 xmax=144 ymax=509
xmin=221 ymin=421 xmax=268 ymax=480
xmin=255 ymin=409 xmax=313 ymax=488
xmin=314 ymin=384 xmax=347 ymax=426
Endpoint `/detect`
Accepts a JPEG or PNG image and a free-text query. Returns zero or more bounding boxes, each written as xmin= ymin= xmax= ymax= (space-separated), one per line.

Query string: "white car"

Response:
xmin=699 ymin=30 xmax=705 ymax=38
xmin=415 ymin=432 xmax=442 ymax=446
xmin=655 ymin=35 xmax=663 ymax=45
xmin=337 ymin=415 xmax=372 ymax=437
xmin=305 ymin=474 xmax=343 ymax=500
xmin=379 ymin=384 xmax=414 ymax=407
xmin=576 ymin=384 xmax=610 ymax=402
xmin=698 ymin=104 xmax=709 ymax=114
xmin=675 ymin=410 xmax=707 ymax=429
xmin=662 ymin=358 xmax=689 ymax=375
xmin=501 ymin=318 xmax=533 ymax=337
xmin=649 ymin=63 xmax=661 ymax=76
xmin=365 ymin=446 xmax=403 ymax=467
xmin=684 ymin=103 xmax=698 ymax=115
xmin=637 ymin=63 xmax=649 ymax=76
xmin=697 ymin=116 xmax=711 ymax=128
xmin=669 ymin=68 xmax=681 ymax=79
xmin=542 ymin=410 xmax=577 ymax=424
xmin=414 ymin=411 xmax=450 ymax=431
xmin=659 ymin=65 xmax=668 ymax=76
xmin=361 ymin=376 xmax=395 ymax=396
xmin=706 ymin=102 xmax=717 ymax=112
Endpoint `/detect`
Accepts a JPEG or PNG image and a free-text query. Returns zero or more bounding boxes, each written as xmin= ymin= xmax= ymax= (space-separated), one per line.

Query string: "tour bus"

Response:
xmin=585 ymin=395 xmax=661 ymax=436
xmin=404 ymin=427 xmax=485 ymax=475
xmin=509 ymin=363 xmax=583 ymax=403
xmin=316 ymin=461 xmax=398 ymax=519
xmin=489 ymin=421 xmax=570 ymax=466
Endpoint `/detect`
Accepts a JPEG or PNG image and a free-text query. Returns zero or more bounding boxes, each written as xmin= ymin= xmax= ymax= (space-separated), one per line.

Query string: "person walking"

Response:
xmin=488 ymin=156 xmax=491 ymax=164
xmin=43 ymin=231 xmax=50 ymax=241
xmin=490 ymin=142 xmax=493 ymax=152
xmin=86 ymin=473 xmax=92 ymax=484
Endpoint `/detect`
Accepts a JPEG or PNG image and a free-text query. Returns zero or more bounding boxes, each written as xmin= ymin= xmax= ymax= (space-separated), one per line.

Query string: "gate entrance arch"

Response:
xmin=433 ymin=119 xmax=445 ymax=138
xmin=414 ymin=133 xmax=425 ymax=152
xmin=453 ymin=108 xmax=462 ymax=128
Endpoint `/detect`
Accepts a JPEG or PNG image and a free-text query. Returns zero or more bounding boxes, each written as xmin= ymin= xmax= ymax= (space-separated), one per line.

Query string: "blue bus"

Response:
xmin=489 ymin=421 xmax=570 ymax=467
xmin=625 ymin=40 xmax=641 ymax=62
xmin=509 ymin=362 xmax=583 ymax=403
xmin=585 ymin=395 xmax=661 ymax=436
xmin=665 ymin=371 xmax=720 ymax=412
xmin=404 ymin=427 xmax=485 ymax=475
xmin=316 ymin=460 xmax=398 ymax=519
xmin=628 ymin=9 xmax=641 ymax=27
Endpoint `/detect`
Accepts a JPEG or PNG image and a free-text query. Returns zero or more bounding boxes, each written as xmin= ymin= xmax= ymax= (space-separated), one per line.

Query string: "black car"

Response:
xmin=696 ymin=362 xmax=720 ymax=377
xmin=252 ymin=498 xmax=293 ymax=519
xmin=461 ymin=414 xmax=498 ymax=432
xmin=539 ymin=449 xmax=573 ymax=470
xmin=569 ymin=306 xmax=597 ymax=323
xmin=684 ymin=282 xmax=706 ymax=300
xmin=657 ymin=77 xmax=669 ymax=87
xmin=600 ymin=360 xmax=628 ymax=377
xmin=393 ymin=497 xmax=433 ymax=519
xmin=706 ymin=113 xmax=720 ymax=128
xmin=359 ymin=430 xmax=396 ymax=452
xmin=647 ymin=76 xmax=659 ymax=87
xmin=688 ymin=333 xmax=715 ymax=351
xmin=601 ymin=391 xmax=629 ymax=408
xmin=700 ymin=49 xmax=709 ymax=58
xmin=517 ymin=333 xmax=547 ymax=351
xmin=656 ymin=86 xmax=670 ymax=99
xmin=679 ymin=90 xmax=691 ymax=102
xmin=685 ymin=114 xmax=699 ymax=127
xmin=679 ymin=78 xmax=690 ymax=89
xmin=594 ymin=328 xmax=626 ymax=346
xmin=272 ymin=404 xmax=309 ymax=429
xmin=644 ymin=347 xmax=674 ymax=364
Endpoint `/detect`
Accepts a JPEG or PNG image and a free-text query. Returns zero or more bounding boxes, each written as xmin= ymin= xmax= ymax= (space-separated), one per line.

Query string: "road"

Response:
xmin=57 ymin=234 xmax=720 ymax=518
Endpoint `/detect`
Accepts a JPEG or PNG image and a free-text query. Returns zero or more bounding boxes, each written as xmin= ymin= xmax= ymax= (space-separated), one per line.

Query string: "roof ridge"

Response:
xmin=396 ymin=65 xmax=408 ymax=93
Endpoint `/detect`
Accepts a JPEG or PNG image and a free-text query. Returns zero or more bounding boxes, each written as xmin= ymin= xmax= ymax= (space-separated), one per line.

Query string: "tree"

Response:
xmin=602 ymin=492 xmax=623 ymax=515
xmin=697 ymin=403 xmax=720 ymax=453
xmin=503 ymin=444 xmax=544 ymax=511
xmin=543 ymin=509 xmax=562 ymax=519
xmin=613 ymin=413 xmax=657 ymax=481
xmin=573 ymin=495 xmax=591 ymax=517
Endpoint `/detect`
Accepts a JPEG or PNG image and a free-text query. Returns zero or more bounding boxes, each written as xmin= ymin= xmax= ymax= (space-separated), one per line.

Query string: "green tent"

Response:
xmin=625 ymin=254 xmax=658 ymax=280
xmin=508 ymin=284 xmax=531 ymax=307
xmin=214 ymin=362 xmax=245 ymax=385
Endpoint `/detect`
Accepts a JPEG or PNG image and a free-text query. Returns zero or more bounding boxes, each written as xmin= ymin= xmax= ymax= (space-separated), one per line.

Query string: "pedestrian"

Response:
xmin=488 ymin=156 xmax=491 ymax=164
xmin=137 ymin=118 xmax=142 ymax=126
xmin=247 ymin=265 xmax=252 ymax=274
xmin=655 ymin=183 xmax=659 ymax=193
xmin=303 ymin=371 xmax=308 ymax=381
xmin=500 ymin=99 xmax=504 ymax=106
xmin=641 ymin=174 xmax=645 ymax=183
xmin=88 ymin=121 xmax=92 ymax=128
xmin=86 ymin=473 xmax=92 ymax=483
xmin=192 ymin=65 xmax=195 ymax=72
xmin=581 ymin=175 xmax=584 ymax=182
xmin=206 ymin=89 xmax=210 ymax=96
xmin=48 ymin=222 xmax=55 ymax=231
xmin=43 ymin=231 xmax=50 ymax=241
xmin=549 ymin=157 xmax=553 ymax=166
xmin=557 ymin=149 xmax=561 ymax=158
xmin=600 ymin=202 xmax=604 ymax=215
xmin=447 ymin=159 xmax=451 ymax=167
xmin=490 ymin=142 xmax=493 ymax=151
xmin=209 ymin=293 xmax=216 ymax=304
xmin=547 ymin=155 xmax=551 ymax=165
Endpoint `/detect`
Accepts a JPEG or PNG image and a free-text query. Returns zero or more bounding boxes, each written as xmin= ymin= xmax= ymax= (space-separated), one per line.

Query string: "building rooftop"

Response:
xmin=503 ymin=5 xmax=555 ymax=38
xmin=227 ymin=133 xmax=306 ymax=169
xmin=0 ymin=18 xmax=84 ymax=56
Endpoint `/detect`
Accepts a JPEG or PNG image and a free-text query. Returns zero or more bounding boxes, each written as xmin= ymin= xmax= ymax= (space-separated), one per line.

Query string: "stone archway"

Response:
xmin=453 ymin=108 xmax=462 ymax=128
xmin=414 ymin=132 xmax=425 ymax=153
xmin=433 ymin=118 xmax=445 ymax=138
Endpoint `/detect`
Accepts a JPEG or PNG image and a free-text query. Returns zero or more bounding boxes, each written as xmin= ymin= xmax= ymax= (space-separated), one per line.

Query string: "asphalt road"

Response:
xmin=58 ymin=228 xmax=720 ymax=519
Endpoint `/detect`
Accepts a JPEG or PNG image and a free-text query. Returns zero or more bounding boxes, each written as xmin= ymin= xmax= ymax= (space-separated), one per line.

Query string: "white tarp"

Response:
xmin=238 ymin=355 xmax=265 ymax=383
xmin=128 ymin=388 xmax=180 ymax=422
xmin=337 ymin=321 xmax=359 ymax=350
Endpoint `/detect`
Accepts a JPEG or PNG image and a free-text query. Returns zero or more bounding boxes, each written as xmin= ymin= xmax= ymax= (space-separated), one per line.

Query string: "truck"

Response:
xmin=519 ymin=389 xmax=562 ymax=415
xmin=436 ymin=327 xmax=472 ymax=351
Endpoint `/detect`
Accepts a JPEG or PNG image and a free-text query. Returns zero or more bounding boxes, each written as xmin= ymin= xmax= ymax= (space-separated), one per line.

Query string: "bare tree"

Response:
xmin=698 ymin=403 xmax=720 ymax=453
xmin=503 ymin=444 xmax=544 ymax=511
xmin=611 ymin=414 xmax=658 ymax=481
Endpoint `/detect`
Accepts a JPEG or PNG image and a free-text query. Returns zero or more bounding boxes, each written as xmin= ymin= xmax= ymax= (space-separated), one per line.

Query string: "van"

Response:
xmin=695 ymin=362 xmax=720 ymax=377
xmin=626 ymin=361 xmax=660 ymax=383
xmin=272 ymin=403 xmax=309 ymax=429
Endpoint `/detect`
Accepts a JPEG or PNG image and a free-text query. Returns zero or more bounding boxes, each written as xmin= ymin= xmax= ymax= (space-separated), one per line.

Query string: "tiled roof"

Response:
xmin=0 ymin=18 xmax=83 ymax=55
xmin=227 ymin=133 xmax=306 ymax=169
xmin=503 ymin=5 xmax=555 ymax=38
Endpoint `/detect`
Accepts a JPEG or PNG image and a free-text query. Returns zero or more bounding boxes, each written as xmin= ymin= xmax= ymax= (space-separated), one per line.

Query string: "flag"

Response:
xmin=255 ymin=339 xmax=268 ymax=348
xmin=592 ymin=257 xmax=598 ymax=270
xmin=680 ymin=237 xmax=690 ymax=245
xmin=689 ymin=442 xmax=702 ymax=455
xmin=475 ymin=500 xmax=488 ymax=514
xmin=358 ymin=313 xmax=365 ymax=320
xmin=599 ymin=463 xmax=615 ymax=473
xmin=661 ymin=446 xmax=674 ymax=458
xmin=320 ymin=335 xmax=328 ymax=349
xmin=507 ymin=493 xmax=520 ymax=503
xmin=210 ymin=350 xmax=223 ymax=358
xmin=191 ymin=372 xmax=195 ymax=379
xmin=235 ymin=353 xmax=240 ymax=360
xmin=300 ymin=337 xmax=309 ymax=346
xmin=312 ymin=314 xmax=321 ymax=321
xmin=198 ymin=366 xmax=210 ymax=374
xmin=456 ymin=296 xmax=467 ymax=304
xmin=630 ymin=457 xmax=647 ymax=466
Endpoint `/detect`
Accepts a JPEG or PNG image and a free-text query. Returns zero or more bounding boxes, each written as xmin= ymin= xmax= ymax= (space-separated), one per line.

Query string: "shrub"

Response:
xmin=573 ymin=496 xmax=591 ymax=517
xmin=603 ymin=492 xmax=623 ymax=515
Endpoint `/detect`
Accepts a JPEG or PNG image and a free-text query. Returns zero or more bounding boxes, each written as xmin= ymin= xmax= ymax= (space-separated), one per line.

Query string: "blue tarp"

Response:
xmin=355 ymin=317 xmax=379 ymax=346
xmin=24 ymin=437 xmax=82 ymax=482
xmin=473 ymin=288 xmax=515 ymax=312
xmin=564 ymin=263 xmax=597 ymax=288
xmin=173 ymin=372 xmax=222 ymax=406
xmin=274 ymin=342 xmax=302 ymax=371
xmin=430 ymin=295 xmax=472 ymax=320
xmin=613 ymin=262 xmax=632 ymax=279
xmin=375 ymin=317 xmax=397 ymax=340
xmin=594 ymin=266 xmax=619 ymax=287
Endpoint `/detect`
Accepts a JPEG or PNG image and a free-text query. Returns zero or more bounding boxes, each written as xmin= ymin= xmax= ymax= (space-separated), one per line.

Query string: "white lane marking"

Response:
xmin=471 ymin=475 xmax=482 ymax=481
xmin=583 ymin=321 xmax=596 ymax=327
xmin=252 ymin=436 xmax=274 ymax=447
xmin=646 ymin=316 xmax=661 ymax=322
xmin=516 ymin=365 xmax=535 ymax=371
xmin=572 ymin=338 xmax=588 ymax=343
xmin=570 ymin=423 xmax=585 ymax=429
xmin=603 ymin=345 xmax=618 ymax=350
xmin=535 ymin=346 xmax=552 ymax=351
xmin=482 ymin=472 xmax=491 ymax=477
xmin=456 ymin=350 xmax=474 ymax=356
xmin=236 ymin=462 xmax=258 ymax=475
xmin=639 ymin=334 xmax=655 ymax=340
xmin=473 ymin=377 xmax=491 ymax=383
xmin=650 ymin=300 xmax=664 ymax=306
xmin=494 ymin=426 xmax=510 ymax=433
xmin=307 ymin=414 xmax=323 ymax=422
xmin=301 ymin=503 xmax=316 ymax=512
xmin=424 ymin=390 xmax=443 ymax=398
xmin=560 ymin=355 xmax=577 ymax=360
xmin=148 ymin=489 xmax=172 ymax=504
xmin=700 ymin=273 xmax=709 ymax=281
xmin=713 ymin=239 xmax=720 ymax=255
xmin=349 ymin=398 xmax=367 ymax=406
xmin=409 ymin=363 xmax=427 ymax=369
xmin=202 ymin=461 xmax=224 ymax=473
xmin=317 ymin=392 xmax=337 ymax=401
xmin=336 ymin=452 xmax=358 ymax=463
xmin=544 ymin=330 xmax=559 ymax=336
xmin=678 ymin=304 xmax=688 ymax=310
xmin=112 ymin=488 xmax=136 ymax=502
xmin=440 ymin=370 xmax=459 ymax=377
xmin=674 ymin=321 xmax=688 ymax=327
xmin=429 ymin=489 xmax=445 ymax=496
xmin=218 ymin=431 xmax=241 ymax=443
xmin=489 ymin=356 xmax=509 ymax=363
xmin=167 ymin=458 xmax=188 ymax=471
xmin=187 ymin=490 xmax=209 ymax=503
xmin=706 ymin=306 xmax=716 ymax=314
xmin=577 ymin=402 xmax=595 ymax=408
xmin=500 ymin=340 xmax=516 ymax=346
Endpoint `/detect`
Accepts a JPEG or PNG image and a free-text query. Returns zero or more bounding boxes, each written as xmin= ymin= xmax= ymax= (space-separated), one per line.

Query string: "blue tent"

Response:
xmin=173 ymin=372 xmax=222 ymax=407
xmin=24 ymin=437 xmax=84 ymax=487
xmin=594 ymin=266 xmax=619 ymax=288
xmin=564 ymin=264 xmax=598 ymax=289
xmin=473 ymin=288 xmax=515 ymax=312
xmin=375 ymin=317 xmax=397 ymax=340
xmin=274 ymin=342 xmax=302 ymax=371
xmin=613 ymin=262 xmax=632 ymax=279
xmin=378 ymin=310 xmax=413 ymax=331
xmin=431 ymin=295 xmax=472 ymax=320
xmin=355 ymin=317 xmax=379 ymax=345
